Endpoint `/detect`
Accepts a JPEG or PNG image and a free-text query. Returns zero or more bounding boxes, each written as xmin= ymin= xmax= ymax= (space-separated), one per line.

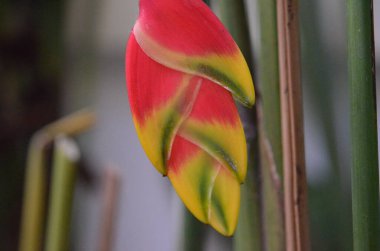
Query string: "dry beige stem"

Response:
xmin=98 ymin=166 xmax=121 ymax=251
xmin=276 ymin=0 xmax=310 ymax=250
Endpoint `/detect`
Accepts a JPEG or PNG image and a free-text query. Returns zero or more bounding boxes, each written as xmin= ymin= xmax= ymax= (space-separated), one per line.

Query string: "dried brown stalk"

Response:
xmin=276 ymin=0 xmax=310 ymax=250
xmin=98 ymin=166 xmax=121 ymax=251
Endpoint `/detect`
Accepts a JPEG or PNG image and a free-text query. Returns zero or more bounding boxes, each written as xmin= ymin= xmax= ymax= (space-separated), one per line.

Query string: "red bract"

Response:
xmin=126 ymin=0 xmax=255 ymax=235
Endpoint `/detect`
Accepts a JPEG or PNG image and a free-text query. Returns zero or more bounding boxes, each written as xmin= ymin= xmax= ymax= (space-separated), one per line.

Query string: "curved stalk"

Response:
xmin=45 ymin=136 xmax=79 ymax=251
xmin=19 ymin=110 xmax=95 ymax=251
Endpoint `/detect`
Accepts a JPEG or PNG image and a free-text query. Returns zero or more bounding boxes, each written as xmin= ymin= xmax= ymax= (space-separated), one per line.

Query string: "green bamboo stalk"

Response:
xmin=181 ymin=210 xmax=206 ymax=251
xmin=258 ymin=0 xmax=282 ymax=177
xmin=347 ymin=0 xmax=379 ymax=250
xmin=219 ymin=0 xmax=253 ymax=65
xmin=19 ymin=110 xmax=95 ymax=251
xmin=233 ymin=150 xmax=261 ymax=251
xmin=45 ymin=136 xmax=79 ymax=251
xmin=257 ymin=0 xmax=285 ymax=250
xmin=218 ymin=1 xmax=261 ymax=250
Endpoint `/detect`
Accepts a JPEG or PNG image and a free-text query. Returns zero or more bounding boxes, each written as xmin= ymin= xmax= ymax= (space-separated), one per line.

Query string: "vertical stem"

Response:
xmin=347 ymin=0 xmax=379 ymax=250
xmin=276 ymin=0 xmax=310 ymax=250
xmin=257 ymin=0 xmax=286 ymax=250
xmin=218 ymin=0 xmax=253 ymax=66
xmin=181 ymin=210 xmax=206 ymax=251
xmin=233 ymin=164 xmax=261 ymax=251
xmin=45 ymin=136 xmax=79 ymax=251
xmin=258 ymin=0 xmax=282 ymax=178
xmin=218 ymin=1 xmax=264 ymax=250
xmin=98 ymin=167 xmax=121 ymax=251
xmin=19 ymin=136 xmax=48 ymax=251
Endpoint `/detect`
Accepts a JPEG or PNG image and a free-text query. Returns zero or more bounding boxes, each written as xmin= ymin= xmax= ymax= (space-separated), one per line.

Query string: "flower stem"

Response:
xmin=44 ymin=136 xmax=79 ymax=251
xmin=347 ymin=0 xmax=379 ymax=250
xmin=182 ymin=210 xmax=206 ymax=251
xmin=257 ymin=0 xmax=286 ymax=250
xmin=218 ymin=1 xmax=261 ymax=250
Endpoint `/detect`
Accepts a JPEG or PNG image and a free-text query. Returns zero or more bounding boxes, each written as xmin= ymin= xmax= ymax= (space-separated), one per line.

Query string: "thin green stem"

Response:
xmin=219 ymin=0 xmax=253 ymax=66
xmin=218 ymin=1 xmax=261 ymax=250
xmin=347 ymin=0 xmax=379 ymax=250
xmin=181 ymin=210 xmax=206 ymax=251
xmin=45 ymin=136 xmax=79 ymax=251
xmin=19 ymin=136 xmax=48 ymax=251
xmin=257 ymin=0 xmax=285 ymax=249
xmin=233 ymin=149 xmax=261 ymax=251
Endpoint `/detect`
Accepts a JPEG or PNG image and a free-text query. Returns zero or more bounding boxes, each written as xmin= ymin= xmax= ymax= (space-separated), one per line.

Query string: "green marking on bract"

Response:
xmin=198 ymin=160 xmax=213 ymax=219
xmin=160 ymin=82 xmax=196 ymax=173
xmin=195 ymin=64 xmax=251 ymax=107
xmin=211 ymin=193 xmax=229 ymax=233
xmin=161 ymin=112 xmax=181 ymax=173
xmin=182 ymin=128 xmax=242 ymax=182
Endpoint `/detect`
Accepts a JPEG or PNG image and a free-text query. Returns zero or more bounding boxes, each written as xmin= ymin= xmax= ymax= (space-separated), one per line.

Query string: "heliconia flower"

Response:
xmin=126 ymin=0 xmax=255 ymax=236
